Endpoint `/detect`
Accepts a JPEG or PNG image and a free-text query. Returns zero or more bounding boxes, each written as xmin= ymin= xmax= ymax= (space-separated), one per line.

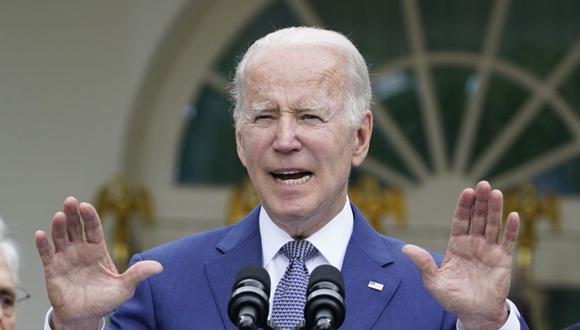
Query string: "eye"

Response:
xmin=0 ymin=294 xmax=14 ymax=308
xmin=254 ymin=114 xmax=275 ymax=122
xmin=301 ymin=114 xmax=323 ymax=122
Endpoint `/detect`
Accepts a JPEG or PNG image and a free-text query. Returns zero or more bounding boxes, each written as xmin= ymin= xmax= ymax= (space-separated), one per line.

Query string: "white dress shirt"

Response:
xmin=259 ymin=197 xmax=354 ymax=316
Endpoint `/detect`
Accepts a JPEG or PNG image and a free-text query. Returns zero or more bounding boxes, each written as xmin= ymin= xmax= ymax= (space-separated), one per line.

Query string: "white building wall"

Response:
xmin=0 ymin=1 xmax=187 ymax=327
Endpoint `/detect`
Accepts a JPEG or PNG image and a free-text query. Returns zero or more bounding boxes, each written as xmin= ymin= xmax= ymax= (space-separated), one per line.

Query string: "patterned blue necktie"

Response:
xmin=271 ymin=240 xmax=319 ymax=330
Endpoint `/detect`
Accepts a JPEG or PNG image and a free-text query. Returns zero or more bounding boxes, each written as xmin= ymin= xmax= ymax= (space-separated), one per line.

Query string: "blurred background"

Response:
xmin=1 ymin=0 xmax=579 ymax=328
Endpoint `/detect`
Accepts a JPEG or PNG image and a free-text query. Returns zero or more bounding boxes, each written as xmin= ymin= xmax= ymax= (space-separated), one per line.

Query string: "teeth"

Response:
xmin=276 ymin=174 xmax=311 ymax=185
xmin=276 ymin=171 xmax=301 ymax=175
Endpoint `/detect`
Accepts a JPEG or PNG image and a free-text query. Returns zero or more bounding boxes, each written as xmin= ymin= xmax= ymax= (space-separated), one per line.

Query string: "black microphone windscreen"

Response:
xmin=308 ymin=264 xmax=344 ymax=293
xmin=234 ymin=264 xmax=271 ymax=295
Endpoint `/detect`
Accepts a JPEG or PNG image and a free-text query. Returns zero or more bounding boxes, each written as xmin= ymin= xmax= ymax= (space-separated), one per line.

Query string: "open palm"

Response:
xmin=35 ymin=197 xmax=162 ymax=329
xmin=403 ymin=181 xmax=520 ymax=330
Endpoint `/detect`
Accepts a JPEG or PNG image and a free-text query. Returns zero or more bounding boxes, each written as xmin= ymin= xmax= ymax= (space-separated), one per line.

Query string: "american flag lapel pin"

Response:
xmin=368 ymin=280 xmax=384 ymax=291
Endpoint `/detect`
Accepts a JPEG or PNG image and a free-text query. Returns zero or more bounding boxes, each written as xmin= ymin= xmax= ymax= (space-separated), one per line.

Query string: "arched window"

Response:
xmin=177 ymin=0 xmax=580 ymax=196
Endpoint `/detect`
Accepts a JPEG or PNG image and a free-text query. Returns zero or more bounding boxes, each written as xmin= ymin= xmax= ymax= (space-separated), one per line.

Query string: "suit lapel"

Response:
xmin=203 ymin=204 xmax=404 ymax=328
xmin=340 ymin=204 xmax=402 ymax=328
xmin=204 ymin=206 xmax=263 ymax=329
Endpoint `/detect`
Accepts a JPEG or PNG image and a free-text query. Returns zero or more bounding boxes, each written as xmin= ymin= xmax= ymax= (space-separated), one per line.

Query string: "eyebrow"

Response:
xmin=294 ymin=98 xmax=327 ymax=112
xmin=296 ymin=103 xmax=324 ymax=111
xmin=0 ymin=287 xmax=15 ymax=298
xmin=249 ymin=101 xmax=275 ymax=113
xmin=248 ymin=99 xmax=330 ymax=113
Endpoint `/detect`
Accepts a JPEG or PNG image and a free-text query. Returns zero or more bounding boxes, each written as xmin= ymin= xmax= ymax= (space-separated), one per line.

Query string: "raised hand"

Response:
xmin=35 ymin=197 xmax=163 ymax=330
xmin=402 ymin=181 xmax=520 ymax=330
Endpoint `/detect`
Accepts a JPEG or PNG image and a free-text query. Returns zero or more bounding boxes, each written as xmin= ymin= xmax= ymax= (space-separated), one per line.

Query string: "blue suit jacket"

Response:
xmin=108 ymin=204 xmax=524 ymax=329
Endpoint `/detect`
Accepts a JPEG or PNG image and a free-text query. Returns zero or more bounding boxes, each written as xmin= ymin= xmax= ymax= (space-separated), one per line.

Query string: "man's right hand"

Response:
xmin=35 ymin=196 xmax=163 ymax=330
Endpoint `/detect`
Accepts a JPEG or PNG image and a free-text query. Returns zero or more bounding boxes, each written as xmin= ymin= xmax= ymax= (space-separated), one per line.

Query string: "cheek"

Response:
xmin=331 ymin=131 xmax=356 ymax=156
xmin=332 ymin=137 xmax=357 ymax=172
xmin=6 ymin=317 xmax=15 ymax=329
xmin=317 ymin=141 xmax=353 ymax=171
xmin=241 ymin=130 xmax=270 ymax=164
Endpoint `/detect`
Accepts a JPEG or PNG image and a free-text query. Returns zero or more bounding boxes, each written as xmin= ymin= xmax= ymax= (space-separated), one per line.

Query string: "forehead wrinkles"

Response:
xmin=243 ymin=48 xmax=347 ymax=106
xmin=312 ymin=65 xmax=345 ymax=99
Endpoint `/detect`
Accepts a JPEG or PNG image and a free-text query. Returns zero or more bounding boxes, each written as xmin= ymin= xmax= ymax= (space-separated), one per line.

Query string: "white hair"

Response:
xmin=0 ymin=218 xmax=19 ymax=283
xmin=231 ymin=26 xmax=372 ymax=129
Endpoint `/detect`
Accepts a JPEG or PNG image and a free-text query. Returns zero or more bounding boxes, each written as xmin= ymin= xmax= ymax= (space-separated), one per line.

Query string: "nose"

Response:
xmin=272 ymin=115 xmax=301 ymax=153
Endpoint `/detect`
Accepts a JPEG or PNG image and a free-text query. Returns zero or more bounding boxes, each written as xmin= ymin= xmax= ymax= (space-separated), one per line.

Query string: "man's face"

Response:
xmin=236 ymin=46 xmax=371 ymax=237
xmin=0 ymin=253 xmax=16 ymax=330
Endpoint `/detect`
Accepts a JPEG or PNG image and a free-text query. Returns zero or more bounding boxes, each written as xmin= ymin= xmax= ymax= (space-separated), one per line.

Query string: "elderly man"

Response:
xmin=0 ymin=218 xmax=22 ymax=330
xmin=37 ymin=27 xmax=526 ymax=329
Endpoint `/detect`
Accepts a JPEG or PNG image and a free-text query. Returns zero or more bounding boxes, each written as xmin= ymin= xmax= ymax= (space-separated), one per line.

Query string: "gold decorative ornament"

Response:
xmin=504 ymin=181 xmax=560 ymax=272
xmin=227 ymin=177 xmax=260 ymax=225
xmin=94 ymin=176 xmax=154 ymax=271
xmin=503 ymin=181 xmax=559 ymax=329
xmin=349 ymin=175 xmax=407 ymax=233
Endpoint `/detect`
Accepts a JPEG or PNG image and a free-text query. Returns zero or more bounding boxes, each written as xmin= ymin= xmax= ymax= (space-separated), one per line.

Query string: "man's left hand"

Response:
xmin=403 ymin=181 xmax=520 ymax=330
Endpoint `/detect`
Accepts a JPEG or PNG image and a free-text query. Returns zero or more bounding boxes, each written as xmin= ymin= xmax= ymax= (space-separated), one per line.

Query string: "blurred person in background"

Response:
xmin=0 ymin=217 xmax=28 ymax=330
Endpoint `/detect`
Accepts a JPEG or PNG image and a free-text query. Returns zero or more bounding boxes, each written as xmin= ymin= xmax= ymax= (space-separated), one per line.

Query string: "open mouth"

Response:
xmin=270 ymin=170 xmax=313 ymax=185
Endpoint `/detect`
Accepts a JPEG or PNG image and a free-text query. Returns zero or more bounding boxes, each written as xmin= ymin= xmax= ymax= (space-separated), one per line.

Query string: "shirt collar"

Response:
xmin=259 ymin=197 xmax=353 ymax=270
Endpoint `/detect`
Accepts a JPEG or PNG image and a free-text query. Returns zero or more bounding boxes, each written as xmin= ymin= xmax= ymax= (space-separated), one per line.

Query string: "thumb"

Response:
xmin=122 ymin=260 xmax=163 ymax=289
xmin=402 ymin=244 xmax=437 ymax=278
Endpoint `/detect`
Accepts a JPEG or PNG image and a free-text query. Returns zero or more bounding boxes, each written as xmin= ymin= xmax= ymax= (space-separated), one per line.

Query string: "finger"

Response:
xmin=450 ymin=188 xmax=475 ymax=237
xmin=469 ymin=181 xmax=491 ymax=236
xmin=122 ymin=260 xmax=164 ymax=291
xmin=51 ymin=212 xmax=69 ymax=252
xmin=501 ymin=212 xmax=520 ymax=254
xmin=63 ymin=196 xmax=83 ymax=242
xmin=79 ymin=202 xmax=105 ymax=244
xmin=402 ymin=244 xmax=437 ymax=279
xmin=35 ymin=230 xmax=54 ymax=266
xmin=484 ymin=189 xmax=503 ymax=244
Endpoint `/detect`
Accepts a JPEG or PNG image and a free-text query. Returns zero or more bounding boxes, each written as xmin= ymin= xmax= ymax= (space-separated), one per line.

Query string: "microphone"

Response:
xmin=228 ymin=265 xmax=271 ymax=330
xmin=304 ymin=265 xmax=345 ymax=330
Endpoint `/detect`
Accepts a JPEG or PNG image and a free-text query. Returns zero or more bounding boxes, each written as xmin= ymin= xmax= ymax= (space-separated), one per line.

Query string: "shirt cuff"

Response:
xmin=43 ymin=307 xmax=106 ymax=330
xmin=43 ymin=308 xmax=52 ymax=330
xmin=456 ymin=299 xmax=521 ymax=330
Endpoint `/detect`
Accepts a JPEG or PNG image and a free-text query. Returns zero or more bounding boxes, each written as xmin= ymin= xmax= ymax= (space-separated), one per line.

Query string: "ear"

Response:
xmin=352 ymin=111 xmax=373 ymax=167
xmin=236 ymin=129 xmax=248 ymax=167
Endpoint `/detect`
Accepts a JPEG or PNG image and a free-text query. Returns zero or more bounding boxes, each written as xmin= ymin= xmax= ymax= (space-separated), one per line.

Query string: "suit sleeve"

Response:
xmin=108 ymin=253 xmax=158 ymax=330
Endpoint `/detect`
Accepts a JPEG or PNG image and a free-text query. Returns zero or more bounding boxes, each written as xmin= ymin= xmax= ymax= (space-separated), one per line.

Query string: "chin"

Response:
xmin=268 ymin=200 xmax=316 ymax=222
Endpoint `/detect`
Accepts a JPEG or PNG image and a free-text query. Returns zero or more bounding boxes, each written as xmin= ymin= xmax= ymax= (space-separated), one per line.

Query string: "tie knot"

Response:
xmin=281 ymin=240 xmax=318 ymax=261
